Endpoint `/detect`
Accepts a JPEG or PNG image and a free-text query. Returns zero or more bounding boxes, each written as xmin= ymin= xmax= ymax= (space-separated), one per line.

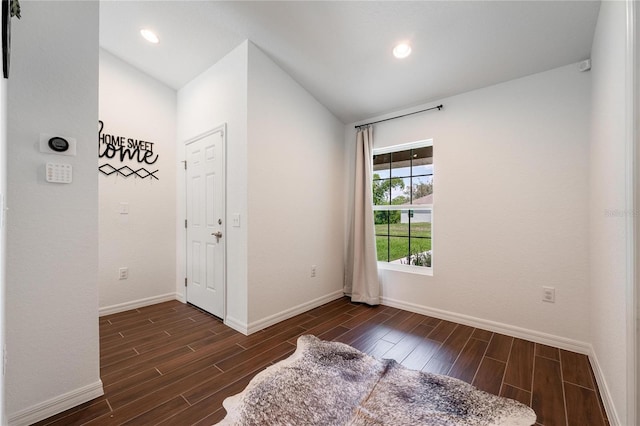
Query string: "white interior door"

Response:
xmin=185 ymin=127 xmax=225 ymax=318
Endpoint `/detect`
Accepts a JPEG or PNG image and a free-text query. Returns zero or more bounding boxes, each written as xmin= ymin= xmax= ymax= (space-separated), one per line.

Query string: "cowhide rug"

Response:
xmin=216 ymin=335 xmax=537 ymax=425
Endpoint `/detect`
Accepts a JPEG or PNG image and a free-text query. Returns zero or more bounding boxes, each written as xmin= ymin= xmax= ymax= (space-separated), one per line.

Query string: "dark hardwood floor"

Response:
xmin=35 ymin=297 xmax=609 ymax=426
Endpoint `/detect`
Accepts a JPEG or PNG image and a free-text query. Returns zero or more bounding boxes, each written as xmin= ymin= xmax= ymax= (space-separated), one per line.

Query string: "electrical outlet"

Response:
xmin=119 ymin=267 xmax=129 ymax=280
xmin=310 ymin=265 xmax=317 ymax=278
xmin=542 ymin=286 xmax=555 ymax=303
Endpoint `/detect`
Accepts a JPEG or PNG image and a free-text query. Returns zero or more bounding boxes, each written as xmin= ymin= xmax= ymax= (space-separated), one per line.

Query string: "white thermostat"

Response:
xmin=46 ymin=163 xmax=73 ymax=184
xmin=39 ymin=133 xmax=77 ymax=156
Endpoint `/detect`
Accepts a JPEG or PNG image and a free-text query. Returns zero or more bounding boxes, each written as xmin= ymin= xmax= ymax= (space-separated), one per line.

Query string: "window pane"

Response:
xmin=409 ymin=238 xmax=432 ymax=267
xmin=372 ymin=178 xmax=391 ymax=205
xmin=412 ymin=146 xmax=433 ymax=176
xmin=391 ymin=149 xmax=412 ymax=178
xmin=376 ymin=236 xmax=389 ymax=262
xmin=372 ymin=152 xmax=391 ymax=177
xmin=410 ymin=210 xmax=432 ymax=238
xmin=374 ymin=177 xmax=410 ymax=205
xmin=408 ymin=175 xmax=433 ymax=204
xmin=392 ymin=177 xmax=411 ymax=205
xmin=388 ymin=236 xmax=409 ymax=263
xmin=410 ymin=237 xmax=431 ymax=252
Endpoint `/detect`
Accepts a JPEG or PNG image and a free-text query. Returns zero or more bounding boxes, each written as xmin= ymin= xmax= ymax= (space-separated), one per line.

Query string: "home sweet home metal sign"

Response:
xmin=98 ymin=120 xmax=159 ymax=180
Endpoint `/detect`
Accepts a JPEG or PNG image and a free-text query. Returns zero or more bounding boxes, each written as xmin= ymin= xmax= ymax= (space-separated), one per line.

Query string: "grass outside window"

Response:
xmin=375 ymin=221 xmax=432 ymax=264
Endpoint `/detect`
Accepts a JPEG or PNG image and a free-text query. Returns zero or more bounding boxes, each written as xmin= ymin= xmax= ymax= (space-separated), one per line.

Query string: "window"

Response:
xmin=372 ymin=140 xmax=433 ymax=269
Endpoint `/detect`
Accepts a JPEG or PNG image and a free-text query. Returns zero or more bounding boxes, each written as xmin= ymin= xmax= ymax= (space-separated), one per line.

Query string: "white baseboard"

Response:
xmin=99 ymin=293 xmax=179 ymax=316
xmin=8 ymin=380 xmax=104 ymax=426
xmin=225 ymin=290 xmax=344 ymax=336
xmin=246 ymin=290 xmax=344 ymax=335
xmin=225 ymin=315 xmax=248 ymax=335
xmin=381 ymin=297 xmax=591 ymax=354
xmin=384 ymin=297 xmax=621 ymax=423
xmin=588 ymin=347 xmax=621 ymax=426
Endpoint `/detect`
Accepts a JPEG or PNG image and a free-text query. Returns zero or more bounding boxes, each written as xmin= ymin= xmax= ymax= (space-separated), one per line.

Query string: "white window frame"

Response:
xmin=372 ymin=139 xmax=433 ymax=276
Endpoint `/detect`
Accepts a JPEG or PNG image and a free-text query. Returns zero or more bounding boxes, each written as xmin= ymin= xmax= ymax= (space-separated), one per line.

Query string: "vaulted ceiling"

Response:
xmin=100 ymin=1 xmax=600 ymax=124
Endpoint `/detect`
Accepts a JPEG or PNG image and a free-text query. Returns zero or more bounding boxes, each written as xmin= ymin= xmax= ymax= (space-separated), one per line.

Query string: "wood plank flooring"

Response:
xmin=35 ymin=298 xmax=609 ymax=426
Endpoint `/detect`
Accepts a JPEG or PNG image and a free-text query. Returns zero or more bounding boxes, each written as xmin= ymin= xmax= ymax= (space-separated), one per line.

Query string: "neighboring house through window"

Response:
xmin=372 ymin=140 xmax=433 ymax=270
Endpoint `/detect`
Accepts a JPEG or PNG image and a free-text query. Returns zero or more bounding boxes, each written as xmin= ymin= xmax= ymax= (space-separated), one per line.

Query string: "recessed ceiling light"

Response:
xmin=393 ymin=43 xmax=412 ymax=59
xmin=140 ymin=29 xmax=159 ymax=44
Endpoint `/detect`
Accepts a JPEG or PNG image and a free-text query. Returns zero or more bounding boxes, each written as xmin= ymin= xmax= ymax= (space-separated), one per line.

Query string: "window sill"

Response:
xmin=377 ymin=262 xmax=433 ymax=276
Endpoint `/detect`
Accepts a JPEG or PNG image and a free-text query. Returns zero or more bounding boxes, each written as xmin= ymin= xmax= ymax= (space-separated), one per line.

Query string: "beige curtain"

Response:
xmin=345 ymin=126 xmax=380 ymax=305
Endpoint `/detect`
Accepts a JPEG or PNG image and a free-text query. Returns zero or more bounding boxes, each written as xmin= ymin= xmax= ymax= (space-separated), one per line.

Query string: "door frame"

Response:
xmin=631 ymin=0 xmax=639 ymax=423
xmin=627 ymin=0 xmax=639 ymax=424
xmin=182 ymin=123 xmax=227 ymax=320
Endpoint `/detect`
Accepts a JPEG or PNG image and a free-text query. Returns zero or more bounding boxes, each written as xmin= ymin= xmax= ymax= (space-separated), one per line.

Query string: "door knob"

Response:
xmin=212 ymin=231 xmax=223 ymax=240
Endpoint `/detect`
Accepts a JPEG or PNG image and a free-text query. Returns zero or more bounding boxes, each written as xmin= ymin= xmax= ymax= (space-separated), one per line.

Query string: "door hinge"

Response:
xmin=184 ymin=277 xmax=187 ymax=287
xmin=182 ymin=160 xmax=187 ymax=170
xmin=184 ymin=219 xmax=187 ymax=228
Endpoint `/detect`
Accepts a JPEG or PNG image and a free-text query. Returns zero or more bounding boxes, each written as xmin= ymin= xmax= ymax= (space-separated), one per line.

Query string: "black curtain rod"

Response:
xmin=355 ymin=104 xmax=443 ymax=129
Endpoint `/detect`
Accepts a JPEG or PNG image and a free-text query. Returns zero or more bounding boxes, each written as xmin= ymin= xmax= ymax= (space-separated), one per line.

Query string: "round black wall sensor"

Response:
xmin=48 ymin=137 xmax=69 ymax=153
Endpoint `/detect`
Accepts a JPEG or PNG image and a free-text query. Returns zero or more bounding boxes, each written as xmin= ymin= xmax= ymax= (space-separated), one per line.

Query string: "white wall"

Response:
xmin=589 ymin=1 xmax=633 ymax=424
xmin=5 ymin=1 xmax=102 ymax=423
xmin=177 ymin=41 xmax=345 ymax=332
xmin=346 ymin=63 xmax=592 ymax=347
xmin=246 ymin=43 xmax=345 ymax=327
xmin=177 ymin=41 xmax=249 ymax=326
xmin=99 ymin=49 xmax=177 ymax=312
